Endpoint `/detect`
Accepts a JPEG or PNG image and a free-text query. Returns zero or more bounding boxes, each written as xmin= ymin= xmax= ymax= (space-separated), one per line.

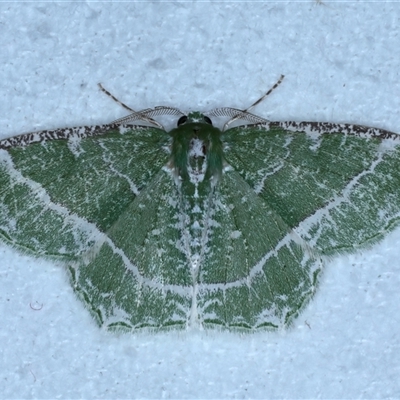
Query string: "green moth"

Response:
xmin=1 ymin=77 xmax=399 ymax=332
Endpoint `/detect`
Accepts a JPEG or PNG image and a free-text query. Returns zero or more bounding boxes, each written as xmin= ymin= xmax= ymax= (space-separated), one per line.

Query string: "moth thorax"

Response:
xmin=189 ymin=138 xmax=206 ymax=158
xmin=188 ymin=138 xmax=207 ymax=183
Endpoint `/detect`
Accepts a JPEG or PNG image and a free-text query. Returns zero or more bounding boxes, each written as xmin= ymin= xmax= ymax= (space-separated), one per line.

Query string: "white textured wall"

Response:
xmin=1 ymin=2 xmax=399 ymax=398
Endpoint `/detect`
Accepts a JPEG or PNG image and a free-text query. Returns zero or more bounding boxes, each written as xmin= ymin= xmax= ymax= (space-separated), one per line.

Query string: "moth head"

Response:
xmin=177 ymin=112 xmax=213 ymax=127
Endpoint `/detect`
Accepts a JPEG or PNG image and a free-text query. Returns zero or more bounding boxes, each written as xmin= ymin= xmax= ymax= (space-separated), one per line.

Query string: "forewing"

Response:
xmin=223 ymin=122 xmax=400 ymax=255
xmin=0 ymin=124 xmax=170 ymax=258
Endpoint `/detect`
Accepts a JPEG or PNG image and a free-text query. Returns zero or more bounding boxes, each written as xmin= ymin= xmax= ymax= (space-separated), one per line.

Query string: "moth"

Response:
xmin=1 ymin=76 xmax=399 ymax=332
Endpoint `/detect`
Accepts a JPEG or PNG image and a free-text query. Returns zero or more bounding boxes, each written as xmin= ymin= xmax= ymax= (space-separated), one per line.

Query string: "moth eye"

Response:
xmin=177 ymin=116 xmax=188 ymax=126
xmin=204 ymin=116 xmax=213 ymax=125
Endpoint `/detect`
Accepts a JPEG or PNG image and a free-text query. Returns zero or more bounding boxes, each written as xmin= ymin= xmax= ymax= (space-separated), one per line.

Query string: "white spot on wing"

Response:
xmin=230 ymin=230 xmax=242 ymax=239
